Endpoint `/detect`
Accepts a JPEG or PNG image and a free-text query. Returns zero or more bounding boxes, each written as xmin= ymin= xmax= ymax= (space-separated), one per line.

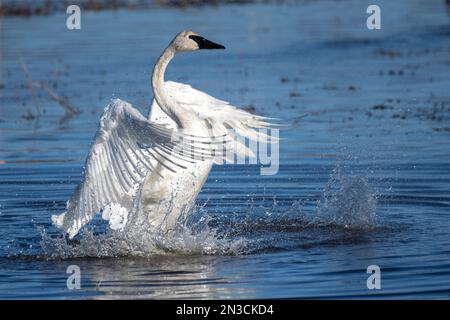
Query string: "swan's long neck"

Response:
xmin=151 ymin=45 xmax=185 ymax=128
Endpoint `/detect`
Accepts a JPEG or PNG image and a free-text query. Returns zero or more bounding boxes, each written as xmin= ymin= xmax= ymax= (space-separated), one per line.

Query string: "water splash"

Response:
xmin=39 ymin=205 xmax=249 ymax=259
xmin=315 ymin=167 xmax=377 ymax=229
xmin=34 ymin=167 xmax=378 ymax=259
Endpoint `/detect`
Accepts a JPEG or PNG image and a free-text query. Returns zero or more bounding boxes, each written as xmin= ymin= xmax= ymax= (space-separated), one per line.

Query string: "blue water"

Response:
xmin=1 ymin=0 xmax=450 ymax=299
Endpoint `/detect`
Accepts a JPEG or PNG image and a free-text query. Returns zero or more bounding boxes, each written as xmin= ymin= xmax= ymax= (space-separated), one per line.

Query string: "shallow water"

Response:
xmin=1 ymin=0 xmax=450 ymax=299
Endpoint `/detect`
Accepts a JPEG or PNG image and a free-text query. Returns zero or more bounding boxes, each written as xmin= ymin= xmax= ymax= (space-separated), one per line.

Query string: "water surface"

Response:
xmin=1 ymin=0 xmax=450 ymax=299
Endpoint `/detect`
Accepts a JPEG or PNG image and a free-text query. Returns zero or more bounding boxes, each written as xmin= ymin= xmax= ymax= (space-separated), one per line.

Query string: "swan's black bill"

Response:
xmin=189 ymin=35 xmax=225 ymax=50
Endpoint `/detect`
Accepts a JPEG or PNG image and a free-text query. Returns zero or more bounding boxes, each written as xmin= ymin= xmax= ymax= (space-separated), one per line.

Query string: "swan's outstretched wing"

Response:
xmin=164 ymin=81 xmax=278 ymax=162
xmin=52 ymin=99 xmax=213 ymax=239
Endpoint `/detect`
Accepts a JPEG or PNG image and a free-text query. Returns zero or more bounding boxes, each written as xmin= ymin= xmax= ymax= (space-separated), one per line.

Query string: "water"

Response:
xmin=1 ymin=0 xmax=450 ymax=299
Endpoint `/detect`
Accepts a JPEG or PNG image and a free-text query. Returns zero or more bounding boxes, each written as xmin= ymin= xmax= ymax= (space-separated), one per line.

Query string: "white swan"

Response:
xmin=52 ymin=31 xmax=275 ymax=239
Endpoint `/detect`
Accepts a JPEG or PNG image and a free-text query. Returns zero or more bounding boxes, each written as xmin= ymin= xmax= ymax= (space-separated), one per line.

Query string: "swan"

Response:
xmin=51 ymin=31 xmax=275 ymax=239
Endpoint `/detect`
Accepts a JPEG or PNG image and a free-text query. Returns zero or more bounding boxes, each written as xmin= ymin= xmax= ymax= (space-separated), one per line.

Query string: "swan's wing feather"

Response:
xmin=165 ymin=81 xmax=279 ymax=162
xmin=52 ymin=99 xmax=209 ymax=238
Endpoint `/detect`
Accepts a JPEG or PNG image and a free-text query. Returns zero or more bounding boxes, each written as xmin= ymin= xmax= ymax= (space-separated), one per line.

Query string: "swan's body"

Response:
xmin=52 ymin=31 xmax=275 ymax=239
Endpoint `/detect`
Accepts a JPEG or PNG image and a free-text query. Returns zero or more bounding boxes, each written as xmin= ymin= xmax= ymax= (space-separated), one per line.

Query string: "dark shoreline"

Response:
xmin=0 ymin=0 xmax=265 ymax=17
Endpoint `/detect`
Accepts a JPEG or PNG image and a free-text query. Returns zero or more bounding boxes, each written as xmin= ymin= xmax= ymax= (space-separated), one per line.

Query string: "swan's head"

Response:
xmin=171 ymin=30 xmax=225 ymax=52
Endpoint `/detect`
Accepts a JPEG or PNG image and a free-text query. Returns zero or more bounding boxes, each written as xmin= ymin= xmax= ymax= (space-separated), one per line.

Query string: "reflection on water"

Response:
xmin=1 ymin=255 xmax=244 ymax=299
xmin=1 ymin=0 xmax=450 ymax=299
xmin=82 ymin=256 xmax=239 ymax=300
